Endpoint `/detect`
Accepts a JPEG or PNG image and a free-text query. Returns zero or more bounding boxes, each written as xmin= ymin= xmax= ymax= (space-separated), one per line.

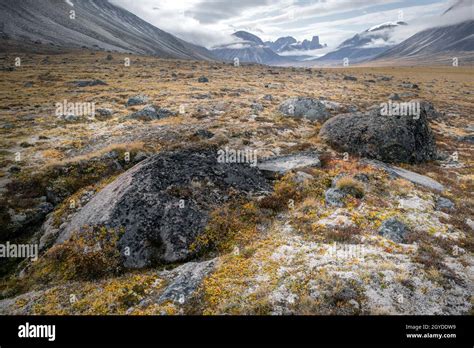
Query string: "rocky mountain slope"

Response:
xmin=0 ymin=0 xmax=214 ymax=60
xmin=373 ymin=20 xmax=474 ymax=64
xmin=313 ymin=21 xmax=407 ymax=65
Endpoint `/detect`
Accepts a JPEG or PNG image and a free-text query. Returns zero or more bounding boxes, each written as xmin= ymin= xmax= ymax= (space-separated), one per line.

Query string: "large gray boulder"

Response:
xmin=53 ymin=148 xmax=271 ymax=269
xmin=279 ymin=97 xmax=329 ymax=122
xmin=319 ymin=103 xmax=437 ymax=163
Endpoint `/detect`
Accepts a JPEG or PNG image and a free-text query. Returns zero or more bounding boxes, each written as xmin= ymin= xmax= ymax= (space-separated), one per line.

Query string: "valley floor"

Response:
xmin=0 ymin=51 xmax=472 ymax=314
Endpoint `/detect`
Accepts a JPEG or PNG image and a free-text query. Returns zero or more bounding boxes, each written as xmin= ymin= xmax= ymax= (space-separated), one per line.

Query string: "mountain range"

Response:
xmin=0 ymin=0 xmax=472 ymax=66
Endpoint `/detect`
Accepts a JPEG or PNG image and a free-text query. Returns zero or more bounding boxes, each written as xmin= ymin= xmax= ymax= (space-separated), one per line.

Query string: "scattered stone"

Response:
xmin=24 ymin=82 xmax=33 ymax=88
xmin=398 ymin=196 xmax=434 ymax=211
xmin=319 ymin=104 xmax=437 ymax=163
xmin=127 ymin=105 xmax=176 ymax=121
xmin=155 ymin=259 xmax=217 ymax=305
xmin=262 ymin=94 xmax=273 ymax=101
xmin=325 ymin=188 xmax=346 ymax=207
xmin=198 ymin=76 xmax=209 ymax=83
xmin=193 ymin=129 xmax=214 ymax=139
xmin=71 ymin=79 xmax=107 ymax=87
xmin=378 ymin=218 xmax=408 ymax=243
xmin=9 ymin=166 xmax=21 ymax=174
xmin=343 ymin=75 xmax=357 ymax=81
xmin=363 ymin=159 xmax=445 ymax=192
xmin=126 ymin=94 xmax=149 ymax=106
xmin=292 ymin=171 xmax=314 ymax=184
xmin=388 ymin=93 xmax=400 ymax=100
xmin=399 ymin=92 xmax=417 ymax=98
xmin=400 ymin=82 xmax=419 ymax=89
xmin=457 ymin=135 xmax=474 ymax=143
xmin=264 ymin=83 xmax=282 ymax=89
xmin=95 ymin=108 xmax=113 ymax=119
xmin=279 ymin=97 xmax=329 ymax=122
xmin=61 ymin=114 xmax=80 ymax=122
xmin=466 ymin=219 xmax=474 ymax=231
xmin=435 ymin=197 xmax=455 ymax=211
xmin=257 ymin=153 xmax=321 ymax=178
xmin=251 ymin=102 xmax=264 ymax=113
xmin=192 ymin=93 xmax=211 ymax=100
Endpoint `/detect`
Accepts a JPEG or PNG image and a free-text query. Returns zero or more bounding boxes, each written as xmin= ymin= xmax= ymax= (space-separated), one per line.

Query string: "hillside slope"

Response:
xmin=0 ymin=0 xmax=214 ymax=60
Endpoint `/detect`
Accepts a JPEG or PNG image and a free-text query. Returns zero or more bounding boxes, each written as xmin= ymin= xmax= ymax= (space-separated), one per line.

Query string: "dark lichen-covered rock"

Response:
xmin=378 ymin=218 xmax=408 ymax=243
xmin=126 ymin=95 xmax=149 ymax=106
xmin=52 ymin=147 xmax=271 ymax=269
xmin=319 ymin=103 xmax=437 ymax=163
xmin=126 ymin=105 xmax=176 ymax=121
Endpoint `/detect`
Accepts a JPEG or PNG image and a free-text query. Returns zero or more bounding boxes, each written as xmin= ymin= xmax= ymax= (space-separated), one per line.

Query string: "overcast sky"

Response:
xmin=110 ymin=0 xmax=471 ymax=49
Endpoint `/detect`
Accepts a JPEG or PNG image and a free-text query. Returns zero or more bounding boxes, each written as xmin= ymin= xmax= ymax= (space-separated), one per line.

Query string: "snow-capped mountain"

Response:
xmin=211 ymin=31 xmax=289 ymax=64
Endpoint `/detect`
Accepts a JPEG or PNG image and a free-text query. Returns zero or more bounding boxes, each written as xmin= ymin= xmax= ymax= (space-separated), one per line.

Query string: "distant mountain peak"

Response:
xmin=232 ymin=31 xmax=264 ymax=46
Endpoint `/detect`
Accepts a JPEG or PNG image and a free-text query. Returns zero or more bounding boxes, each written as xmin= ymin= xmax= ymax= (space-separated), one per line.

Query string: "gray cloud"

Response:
xmin=185 ymin=0 xmax=273 ymax=24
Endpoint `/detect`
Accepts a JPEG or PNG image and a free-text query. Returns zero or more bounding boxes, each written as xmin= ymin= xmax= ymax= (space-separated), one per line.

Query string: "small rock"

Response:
xmin=9 ymin=166 xmax=21 ymax=174
xmin=292 ymin=171 xmax=314 ymax=184
xmin=378 ymin=218 xmax=408 ymax=243
xmin=198 ymin=76 xmax=209 ymax=83
xmin=126 ymin=95 xmax=149 ymax=106
xmin=363 ymin=160 xmax=444 ymax=192
xmin=466 ymin=219 xmax=474 ymax=231
xmin=257 ymin=153 xmax=321 ymax=178
xmin=389 ymin=93 xmax=400 ymax=100
xmin=279 ymin=97 xmax=329 ymax=122
xmin=62 ymin=114 xmax=80 ymax=122
xmin=95 ymin=108 xmax=113 ymax=119
xmin=400 ymin=82 xmax=419 ymax=89
xmin=193 ymin=129 xmax=214 ymax=139
xmin=325 ymin=188 xmax=346 ymax=207
xmin=262 ymin=94 xmax=273 ymax=101
xmin=343 ymin=75 xmax=357 ymax=81
xmin=127 ymin=105 xmax=176 ymax=121
xmin=435 ymin=197 xmax=455 ymax=211
xmin=251 ymin=103 xmax=264 ymax=113
xmin=72 ymin=79 xmax=107 ymax=87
